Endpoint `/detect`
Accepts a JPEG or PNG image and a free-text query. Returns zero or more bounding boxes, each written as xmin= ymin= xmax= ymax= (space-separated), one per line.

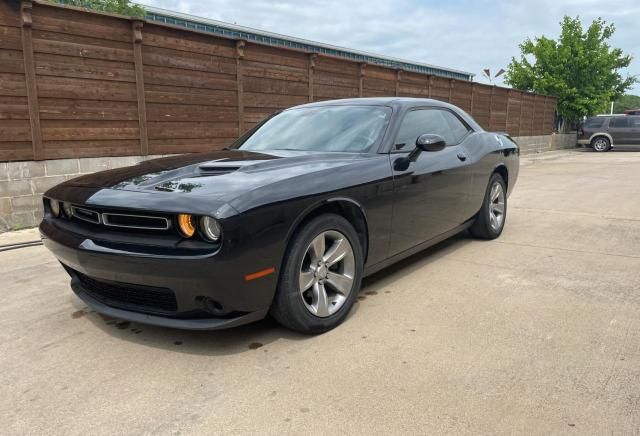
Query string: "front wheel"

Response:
xmin=470 ymin=173 xmax=507 ymax=239
xmin=270 ymin=214 xmax=363 ymax=334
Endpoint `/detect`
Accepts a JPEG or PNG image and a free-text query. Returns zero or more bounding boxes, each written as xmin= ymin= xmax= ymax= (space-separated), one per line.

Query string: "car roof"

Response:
xmin=285 ymin=97 xmax=483 ymax=132
xmin=591 ymin=114 xmax=640 ymax=118
xmin=289 ymin=97 xmax=454 ymax=110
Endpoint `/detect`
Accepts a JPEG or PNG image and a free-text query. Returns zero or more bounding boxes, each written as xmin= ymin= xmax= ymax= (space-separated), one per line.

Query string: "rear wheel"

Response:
xmin=591 ymin=136 xmax=611 ymax=152
xmin=470 ymin=173 xmax=507 ymax=239
xmin=270 ymin=214 xmax=363 ymax=334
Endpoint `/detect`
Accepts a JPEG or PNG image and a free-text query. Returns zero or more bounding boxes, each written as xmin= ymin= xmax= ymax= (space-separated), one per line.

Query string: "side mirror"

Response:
xmin=394 ymin=133 xmax=448 ymax=171
xmin=416 ymin=134 xmax=446 ymax=152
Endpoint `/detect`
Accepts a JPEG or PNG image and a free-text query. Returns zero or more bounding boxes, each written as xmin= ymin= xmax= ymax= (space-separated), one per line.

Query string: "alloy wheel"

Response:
xmin=489 ymin=182 xmax=506 ymax=232
xmin=593 ymin=138 xmax=608 ymax=152
xmin=299 ymin=230 xmax=355 ymax=317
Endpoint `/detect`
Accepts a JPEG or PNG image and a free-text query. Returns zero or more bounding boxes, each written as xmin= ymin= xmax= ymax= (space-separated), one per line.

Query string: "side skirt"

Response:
xmin=363 ymin=220 xmax=473 ymax=277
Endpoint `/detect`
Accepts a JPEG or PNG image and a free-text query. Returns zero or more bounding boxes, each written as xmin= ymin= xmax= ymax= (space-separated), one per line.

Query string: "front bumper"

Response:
xmin=40 ymin=219 xmax=278 ymax=330
xmin=71 ymin=282 xmax=268 ymax=330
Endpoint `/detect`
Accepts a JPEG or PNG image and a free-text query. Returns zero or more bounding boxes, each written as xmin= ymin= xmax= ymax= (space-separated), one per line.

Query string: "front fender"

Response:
xmin=284 ymin=196 xmax=367 ymax=244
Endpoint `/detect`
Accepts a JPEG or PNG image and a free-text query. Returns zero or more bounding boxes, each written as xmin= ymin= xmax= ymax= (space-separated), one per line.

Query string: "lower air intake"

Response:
xmin=74 ymin=270 xmax=178 ymax=314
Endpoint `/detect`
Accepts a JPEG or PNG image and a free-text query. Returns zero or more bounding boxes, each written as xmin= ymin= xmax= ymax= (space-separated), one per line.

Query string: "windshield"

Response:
xmin=237 ymin=106 xmax=391 ymax=153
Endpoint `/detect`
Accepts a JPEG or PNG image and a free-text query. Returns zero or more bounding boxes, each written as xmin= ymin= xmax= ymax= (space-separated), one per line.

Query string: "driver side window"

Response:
xmin=394 ymin=109 xmax=469 ymax=151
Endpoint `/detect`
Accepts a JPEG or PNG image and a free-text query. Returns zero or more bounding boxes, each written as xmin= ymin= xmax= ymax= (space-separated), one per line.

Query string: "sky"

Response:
xmin=137 ymin=0 xmax=640 ymax=95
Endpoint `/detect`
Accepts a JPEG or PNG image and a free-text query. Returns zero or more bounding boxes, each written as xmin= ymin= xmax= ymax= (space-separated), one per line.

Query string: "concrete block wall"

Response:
xmin=514 ymin=133 xmax=576 ymax=155
xmin=0 ymin=155 xmax=166 ymax=233
xmin=550 ymin=133 xmax=579 ymax=150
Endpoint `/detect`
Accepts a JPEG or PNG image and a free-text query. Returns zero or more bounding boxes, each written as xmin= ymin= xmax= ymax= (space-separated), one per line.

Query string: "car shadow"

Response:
xmin=72 ymin=232 xmax=473 ymax=356
xmin=576 ymin=145 xmax=640 ymax=152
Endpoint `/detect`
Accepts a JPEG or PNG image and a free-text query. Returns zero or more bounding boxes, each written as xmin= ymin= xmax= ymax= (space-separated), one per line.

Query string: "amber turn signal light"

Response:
xmin=177 ymin=214 xmax=196 ymax=238
xmin=244 ymin=267 xmax=276 ymax=281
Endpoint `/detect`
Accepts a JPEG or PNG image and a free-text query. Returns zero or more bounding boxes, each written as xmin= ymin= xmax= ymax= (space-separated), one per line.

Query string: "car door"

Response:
xmin=388 ymin=108 xmax=473 ymax=255
xmin=607 ymin=117 xmax=631 ymax=144
xmin=630 ymin=117 xmax=640 ymax=144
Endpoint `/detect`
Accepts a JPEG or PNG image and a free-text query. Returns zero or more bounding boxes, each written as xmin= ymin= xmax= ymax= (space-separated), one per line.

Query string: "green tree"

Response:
xmin=613 ymin=94 xmax=640 ymax=113
xmin=505 ymin=16 xmax=636 ymax=130
xmin=47 ymin=0 xmax=145 ymax=17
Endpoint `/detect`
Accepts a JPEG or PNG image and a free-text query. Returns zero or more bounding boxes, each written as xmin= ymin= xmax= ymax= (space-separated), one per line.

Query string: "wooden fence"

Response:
xmin=0 ymin=0 xmax=557 ymax=162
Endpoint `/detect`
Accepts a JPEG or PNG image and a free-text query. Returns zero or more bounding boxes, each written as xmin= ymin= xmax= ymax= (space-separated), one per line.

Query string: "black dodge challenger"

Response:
xmin=40 ymin=98 xmax=519 ymax=334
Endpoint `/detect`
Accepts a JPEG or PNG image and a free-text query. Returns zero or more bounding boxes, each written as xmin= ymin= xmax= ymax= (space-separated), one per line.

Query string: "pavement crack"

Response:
xmin=601 ymin=319 xmax=633 ymax=396
xmin=493 ymin=240 xmax=640 ymax=259
xmin=511 ymin=207 xmax=640 ymax=222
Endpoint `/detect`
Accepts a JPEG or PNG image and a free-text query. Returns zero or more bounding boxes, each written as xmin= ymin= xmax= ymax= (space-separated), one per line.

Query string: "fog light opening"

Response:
xmin=196 ymin=296 xmax=227 ymax=316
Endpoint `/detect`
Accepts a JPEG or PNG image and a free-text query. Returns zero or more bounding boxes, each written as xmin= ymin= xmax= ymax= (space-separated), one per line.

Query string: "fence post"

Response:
xmin=359 ymin=63 xmax=366 ymax=97
xmin=235 ymin=40 xmax=245 ymax=135
xmin=20 ymin=0 xmax=43 ymax=161
xmin=470 ymin=83 xmax=475 ymax=116
xmin=542 ymin=95 xmax=549 ymax=134
xmin=308 ymin=53 xmax=316 ymax=102
xmin=488 ymin=86 xmax=495 ymax=131
xmin=505 ymin=89 xmax=511 ymax=134
xmin=395 ymin=69 xmax=402 ymax=96
xmin=530 ymin=95 xmax=536 ymax=134
xmin=517 ymin=92 xmax=525 ymax=137
xmin=131 ymin=20 xmax=148 ymax=156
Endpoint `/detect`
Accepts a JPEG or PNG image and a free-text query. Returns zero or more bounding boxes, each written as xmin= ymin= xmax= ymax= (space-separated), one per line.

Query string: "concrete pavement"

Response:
xmin=2 ymin=148 xmax=639 ymax=435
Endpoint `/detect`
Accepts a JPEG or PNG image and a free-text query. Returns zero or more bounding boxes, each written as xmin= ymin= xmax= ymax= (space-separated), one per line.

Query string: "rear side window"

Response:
xmin=441 ymin=110 xmax=471 ymax=144
xmin=609 ymin=117 xmax=630 ymax=128
xmin=630 ymin=117 xmax=640 ymax=127
xmin=584 ymin=117 xmax=604 ymax=128
xmin=394 ymin=109 xmax=470 ymax=150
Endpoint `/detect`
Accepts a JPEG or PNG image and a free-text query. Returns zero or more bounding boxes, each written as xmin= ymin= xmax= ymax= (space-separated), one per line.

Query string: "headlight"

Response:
xmin=62 ymin=202 xmax=73 ymax=218
xmin=200 ymin=216 xmax=221 ymax=242
xmin=49 ymin=199 xmax=61 ymax=217
xmin=177 ymin=214 xmax=196 ymax=238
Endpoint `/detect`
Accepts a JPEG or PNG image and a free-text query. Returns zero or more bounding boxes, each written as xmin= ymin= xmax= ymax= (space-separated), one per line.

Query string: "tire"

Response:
xmin=470 ymin=173 xmax=507 ymax=239
xmin=591 ymin=136 xmax=611 ymax=152
xmin=270 ymin=214 xmax=364 ymax=334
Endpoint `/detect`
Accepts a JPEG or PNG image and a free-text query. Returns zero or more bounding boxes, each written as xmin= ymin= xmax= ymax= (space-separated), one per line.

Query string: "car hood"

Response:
xmin=62 ymin=149 xmax=379 ymax=202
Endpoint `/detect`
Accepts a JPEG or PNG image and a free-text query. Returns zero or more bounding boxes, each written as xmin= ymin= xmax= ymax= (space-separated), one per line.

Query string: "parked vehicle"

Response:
xmin=578 ymin=115 xmax=640 ymax=151
xmin=40 ymin=98 xmax=519 ymax=334
xmin=624 ymin=109 xmax=640 ymax=115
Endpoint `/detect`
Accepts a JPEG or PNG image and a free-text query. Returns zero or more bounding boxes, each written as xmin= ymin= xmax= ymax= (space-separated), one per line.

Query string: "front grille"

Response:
xmin=102 ymin=213 xmax=170 ymax=230
xmin=61 ymin=203 xmax=172 ymax=232
xmin=71 ymin=206 xmax=101 ymax=224
xmin=74 ymin=271 xmax=178 ymax=314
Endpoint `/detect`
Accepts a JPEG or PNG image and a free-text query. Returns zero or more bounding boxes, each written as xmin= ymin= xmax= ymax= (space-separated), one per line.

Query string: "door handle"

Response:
xmin=457 ymin=152 xmax=467 ymax=161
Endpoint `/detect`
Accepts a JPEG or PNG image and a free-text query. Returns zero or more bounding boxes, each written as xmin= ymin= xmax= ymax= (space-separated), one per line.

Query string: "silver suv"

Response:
xmin=577 ymin=115 xmax=640 ymax=152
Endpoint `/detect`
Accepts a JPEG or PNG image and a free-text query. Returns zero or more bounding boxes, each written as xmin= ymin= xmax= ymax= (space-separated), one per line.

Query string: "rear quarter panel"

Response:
xmin=462 ymin=132 xmax=519 ymax=220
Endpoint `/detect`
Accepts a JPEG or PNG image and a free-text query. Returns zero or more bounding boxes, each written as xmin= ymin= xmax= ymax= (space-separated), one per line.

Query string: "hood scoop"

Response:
xmin=197 ymin=166 xmax=241 ymax=175
xmin=152 ymin=161 xmax=247 ymax=192
xmin=198 ymin=159 xmax=247 ymax=175
xmin=198 ymin=158 xmax=272 ymax=175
